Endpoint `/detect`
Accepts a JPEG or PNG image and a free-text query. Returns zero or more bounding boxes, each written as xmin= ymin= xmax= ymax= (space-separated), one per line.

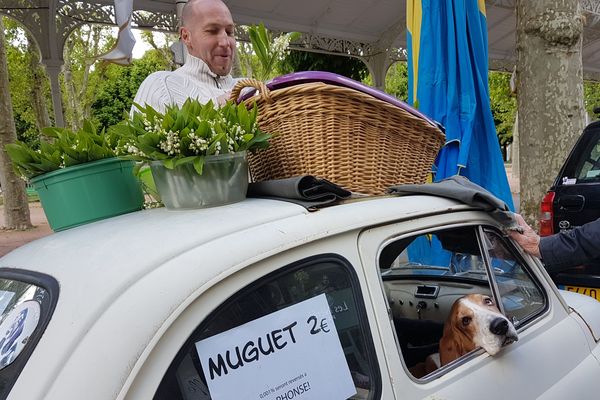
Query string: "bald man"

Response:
xmin=132 ymin=0 xmax=237 ymax=114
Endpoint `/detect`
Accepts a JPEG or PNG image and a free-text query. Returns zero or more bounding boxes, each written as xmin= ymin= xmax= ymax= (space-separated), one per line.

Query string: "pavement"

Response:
xmin=0 ymin=165 xmax=522 ymax=258
xmin=0 ymin=202 xmax=52 ymax=258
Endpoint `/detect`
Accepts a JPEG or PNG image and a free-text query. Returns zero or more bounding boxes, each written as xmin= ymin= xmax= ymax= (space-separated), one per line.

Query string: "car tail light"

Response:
xmin=539 ymin=191 xmax=555 ymax=236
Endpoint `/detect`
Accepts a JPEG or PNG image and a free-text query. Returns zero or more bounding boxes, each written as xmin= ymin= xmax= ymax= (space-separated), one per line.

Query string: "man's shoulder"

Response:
xmin=139 ymin=70 xmax=174 ymax=87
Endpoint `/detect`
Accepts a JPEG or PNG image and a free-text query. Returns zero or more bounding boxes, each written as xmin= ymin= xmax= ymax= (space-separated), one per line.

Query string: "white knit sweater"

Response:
xmin=131 ymin=55 xmax=236 ymax=114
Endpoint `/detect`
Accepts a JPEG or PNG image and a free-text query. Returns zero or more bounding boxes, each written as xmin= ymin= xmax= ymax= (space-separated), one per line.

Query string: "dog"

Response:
xmin=439 ymin=293 xmax=518 ymax=367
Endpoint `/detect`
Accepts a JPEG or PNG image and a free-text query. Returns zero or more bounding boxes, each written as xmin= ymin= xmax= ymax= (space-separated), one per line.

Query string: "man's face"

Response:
xmin=181 ymin=1 xmax=236 ymax=76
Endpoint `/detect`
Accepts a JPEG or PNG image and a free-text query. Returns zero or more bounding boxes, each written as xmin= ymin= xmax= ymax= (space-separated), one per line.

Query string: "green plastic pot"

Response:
xmin=30 ymin=158 xmax=144 ymax=232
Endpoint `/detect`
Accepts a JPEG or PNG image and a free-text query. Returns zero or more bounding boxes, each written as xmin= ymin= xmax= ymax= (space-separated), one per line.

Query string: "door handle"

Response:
xmin=558 ymin=195 xmax=585 ymax=212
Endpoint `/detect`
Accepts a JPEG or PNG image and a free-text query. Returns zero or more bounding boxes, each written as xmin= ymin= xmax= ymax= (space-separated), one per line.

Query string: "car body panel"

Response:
xmin=560 ymin=289 xmax=600 ymax=340
xmin=1 ymin=195 xmax=600 ymax=399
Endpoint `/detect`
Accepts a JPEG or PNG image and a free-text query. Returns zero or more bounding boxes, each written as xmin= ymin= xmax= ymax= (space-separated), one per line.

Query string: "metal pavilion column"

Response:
xmin=44 ymin=60 xmax=65 ymax=128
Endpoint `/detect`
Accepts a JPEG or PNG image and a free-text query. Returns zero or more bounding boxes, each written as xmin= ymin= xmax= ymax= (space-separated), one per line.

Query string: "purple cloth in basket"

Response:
xmin=239 ymin=71 xmax=440 ymax=127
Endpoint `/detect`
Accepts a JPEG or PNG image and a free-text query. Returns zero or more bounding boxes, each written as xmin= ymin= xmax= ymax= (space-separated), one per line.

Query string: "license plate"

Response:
xmin=562 ymin=285 xmax=600 ymax=301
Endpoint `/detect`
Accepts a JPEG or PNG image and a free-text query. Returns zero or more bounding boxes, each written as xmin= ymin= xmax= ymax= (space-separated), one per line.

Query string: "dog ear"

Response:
xmin=439 ymin=327 xmax=463 ymax=366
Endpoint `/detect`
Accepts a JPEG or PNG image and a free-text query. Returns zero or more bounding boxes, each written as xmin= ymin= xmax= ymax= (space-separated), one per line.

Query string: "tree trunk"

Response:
xmin=26 ymin=33 xmax=52 ymax=131
xmin=63 ymin=40 xmax=81 ymax=131
xmin=0 ymin=18 xmax=32 ymax=229
xmin=516 ymin=0 xmax=584 ymax=227
xmin=80 ymin=26 xmax=101 ymax=120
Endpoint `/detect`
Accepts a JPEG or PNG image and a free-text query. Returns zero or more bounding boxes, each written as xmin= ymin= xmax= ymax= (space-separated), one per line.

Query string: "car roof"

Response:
xmin=1 ymin=195 xmax=470 ymax=283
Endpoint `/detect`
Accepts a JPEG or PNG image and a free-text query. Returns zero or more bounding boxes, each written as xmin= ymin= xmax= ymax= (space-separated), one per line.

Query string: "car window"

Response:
xmin=155 ymin=255 xmax=380 ymax=400
xmin=381 ymin=226 xmax=489 ymax=282
xmin=571 ymin=131 xmax=600 ymax=183
xmin=0 ymin=269 xmax=59 ymax=398
xmin=481 ymin=229 xmax=546 ymax=326
xmin=379 ymin=225 xmax=547 ymax=380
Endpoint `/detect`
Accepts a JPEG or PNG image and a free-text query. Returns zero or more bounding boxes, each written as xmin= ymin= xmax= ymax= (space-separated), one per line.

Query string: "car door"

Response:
xmin=358 ymin=210 xmax=600 ymax=399
xmin=548 ymin=122 xmax=600 ymax=296
xmin=552 ymin=121 xmax=600 ymax=233
xmin=124 ymin=232 xmax=396 ymax=400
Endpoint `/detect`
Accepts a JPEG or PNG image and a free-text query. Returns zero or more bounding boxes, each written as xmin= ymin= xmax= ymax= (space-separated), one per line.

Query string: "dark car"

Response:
xmin=540 ymin=120 xmax=600 ymax=300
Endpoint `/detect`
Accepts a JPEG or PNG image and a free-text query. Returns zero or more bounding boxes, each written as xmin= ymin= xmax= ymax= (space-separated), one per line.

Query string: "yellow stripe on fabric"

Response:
xmin=478 ymin=0 xmax=486 ymax=15
xmin=407 ymin=0 xmax=422 ymax=105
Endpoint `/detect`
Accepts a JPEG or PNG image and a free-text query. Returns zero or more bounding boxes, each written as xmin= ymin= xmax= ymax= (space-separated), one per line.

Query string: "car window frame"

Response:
xmin=479 ymin=226 xmax=549 ymax=328
xmin=153 ymin=253 xmax=383 ymax=400
xmin=0 ymin=268 xmax=59 ymax=398
xmin=375 ymin=221 xmax=549 ymax=382
xmin=557 ymin=124 xmax=600 ymax=185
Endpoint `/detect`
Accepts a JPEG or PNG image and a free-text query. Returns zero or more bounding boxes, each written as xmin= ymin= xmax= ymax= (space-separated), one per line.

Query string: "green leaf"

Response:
xmin=193 ymin=156 xmax=205 ymax=175
xmin=41 ymin=126 xmax=62 ymax=138
xmin=162 ymin=158 xmax=176 ymax=169
xmin=174 ymin=156 xmax=197 ymax=167
xmin=237 ymin=104 xmax=250 ymax=133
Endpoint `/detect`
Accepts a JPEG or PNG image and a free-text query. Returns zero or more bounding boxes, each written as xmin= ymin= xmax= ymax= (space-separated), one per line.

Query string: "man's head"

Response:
xmin=180 ymin=0 xmax=236 ymax=76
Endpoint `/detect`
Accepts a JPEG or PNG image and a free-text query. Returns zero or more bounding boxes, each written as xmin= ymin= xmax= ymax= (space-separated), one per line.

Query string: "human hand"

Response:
xmin=216 ymin=91 xmax=231 ymax=105
xmin=508 ymin=213 xmax=541 ymax=258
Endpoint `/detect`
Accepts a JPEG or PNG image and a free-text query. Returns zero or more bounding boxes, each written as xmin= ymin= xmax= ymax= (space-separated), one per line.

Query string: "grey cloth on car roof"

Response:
xmin=388 ymin=175 xmax=520 ymax=231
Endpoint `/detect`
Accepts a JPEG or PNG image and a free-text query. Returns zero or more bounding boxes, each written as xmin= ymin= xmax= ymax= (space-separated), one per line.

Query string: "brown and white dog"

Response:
xmin=439 ymin=294 xmax=518 ymax=366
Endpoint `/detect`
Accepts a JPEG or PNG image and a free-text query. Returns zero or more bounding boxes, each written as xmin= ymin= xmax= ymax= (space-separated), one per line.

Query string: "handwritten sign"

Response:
xmin=196 ymin=294 xmax=356 ymax=400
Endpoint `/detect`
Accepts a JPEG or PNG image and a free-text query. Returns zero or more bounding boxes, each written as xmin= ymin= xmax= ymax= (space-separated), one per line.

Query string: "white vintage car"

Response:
xmin=1 ymin=193 xmax=600 ymax=400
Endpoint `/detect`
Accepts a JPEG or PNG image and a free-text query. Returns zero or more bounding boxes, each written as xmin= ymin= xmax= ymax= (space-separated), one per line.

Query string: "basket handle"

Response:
xmin=230 ymin=78 xmax=273 ymax=104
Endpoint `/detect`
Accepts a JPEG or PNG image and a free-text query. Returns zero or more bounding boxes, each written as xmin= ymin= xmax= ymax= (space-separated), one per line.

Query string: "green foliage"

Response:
xmin=488 ymin=71 xmax=516 ymax=146
xmin=584 ymin=81 xmax=600 ymax=118
xmin=245 ymin=23 xmax=300 ymax=81
xmin=3 ymin=17 xmax=51 ymax=146
xmin=92 ymin=50 xmax=171 ymax=130
xmin=363 ymin=62 xmax=409 ymax=101
xmin=385 ymin=62 xmax=409 ymax=102
xmin=116 ymin=99 xmax=271 ymax=175
xmin=281 ymin=50 xmax=369 ymax=81
xmin=5 ymin=121 xmax=116 ymax=179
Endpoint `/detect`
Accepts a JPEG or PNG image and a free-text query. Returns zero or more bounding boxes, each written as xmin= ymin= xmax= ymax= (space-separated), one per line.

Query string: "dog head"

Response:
xmin=439 ymin=293 xmax=518 ymax=366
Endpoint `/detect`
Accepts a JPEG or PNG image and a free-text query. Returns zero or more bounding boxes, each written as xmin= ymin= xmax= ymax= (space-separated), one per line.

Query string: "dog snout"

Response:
xmin=490 ymin=317 xmax=509 ymax=336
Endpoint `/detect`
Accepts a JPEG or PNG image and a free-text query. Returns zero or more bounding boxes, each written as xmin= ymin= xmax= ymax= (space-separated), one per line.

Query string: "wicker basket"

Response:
xmin=231 ymin=78 xmax=445 ymax=195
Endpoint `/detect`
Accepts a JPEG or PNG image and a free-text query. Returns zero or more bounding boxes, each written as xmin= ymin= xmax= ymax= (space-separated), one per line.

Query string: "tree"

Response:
xmin=281 ymin=50 xmax=369 ymax=81
xmin=0 ymin=17 xmax=31 ymax=229
xmin=584 ymin=80 xmax=600 ymax=117
xmin=62 ymin=24 xmax=116 ymax=131
xmin=91 ymin=49 xmax=172 ymax=129
xmin=384 ymin=62 xmax=409 ymax=101
xmin=26 ymin=31 xmax=52 ymax=133
xmin=139 ymin=31 xmax=176 ymax=70
xmin=516 ymin=0 xmax=584 ymax=226
xmin=489 ymin=71 xmax=516 ymax=160
xmin=3 ymin=19 xmax=49 ymax=147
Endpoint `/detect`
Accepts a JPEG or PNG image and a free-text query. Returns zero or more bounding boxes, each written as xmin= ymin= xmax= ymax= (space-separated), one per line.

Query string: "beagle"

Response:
xmin=439 ymin=294 xmax=518 ymax=366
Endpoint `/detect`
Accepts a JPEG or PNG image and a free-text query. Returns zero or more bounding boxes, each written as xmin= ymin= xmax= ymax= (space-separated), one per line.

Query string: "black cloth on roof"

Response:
xmin=247 ymin=176 xmax=351 ymax=210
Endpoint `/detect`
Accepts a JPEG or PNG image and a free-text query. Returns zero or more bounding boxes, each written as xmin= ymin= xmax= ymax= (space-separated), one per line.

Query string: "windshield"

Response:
xmin=0 ymin=270 xmax=58 ymax=398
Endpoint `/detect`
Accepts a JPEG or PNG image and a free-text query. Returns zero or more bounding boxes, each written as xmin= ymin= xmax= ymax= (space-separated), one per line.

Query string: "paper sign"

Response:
xmin=195 ymin=294 xmax=356 ymax=400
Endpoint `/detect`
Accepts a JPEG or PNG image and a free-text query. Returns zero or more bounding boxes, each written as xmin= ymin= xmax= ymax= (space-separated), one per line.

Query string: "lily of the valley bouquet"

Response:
xmin=113 ymin=98 xmax=271 ymax=174
xmin=6 ymin=121 xmax=117 ymax=180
